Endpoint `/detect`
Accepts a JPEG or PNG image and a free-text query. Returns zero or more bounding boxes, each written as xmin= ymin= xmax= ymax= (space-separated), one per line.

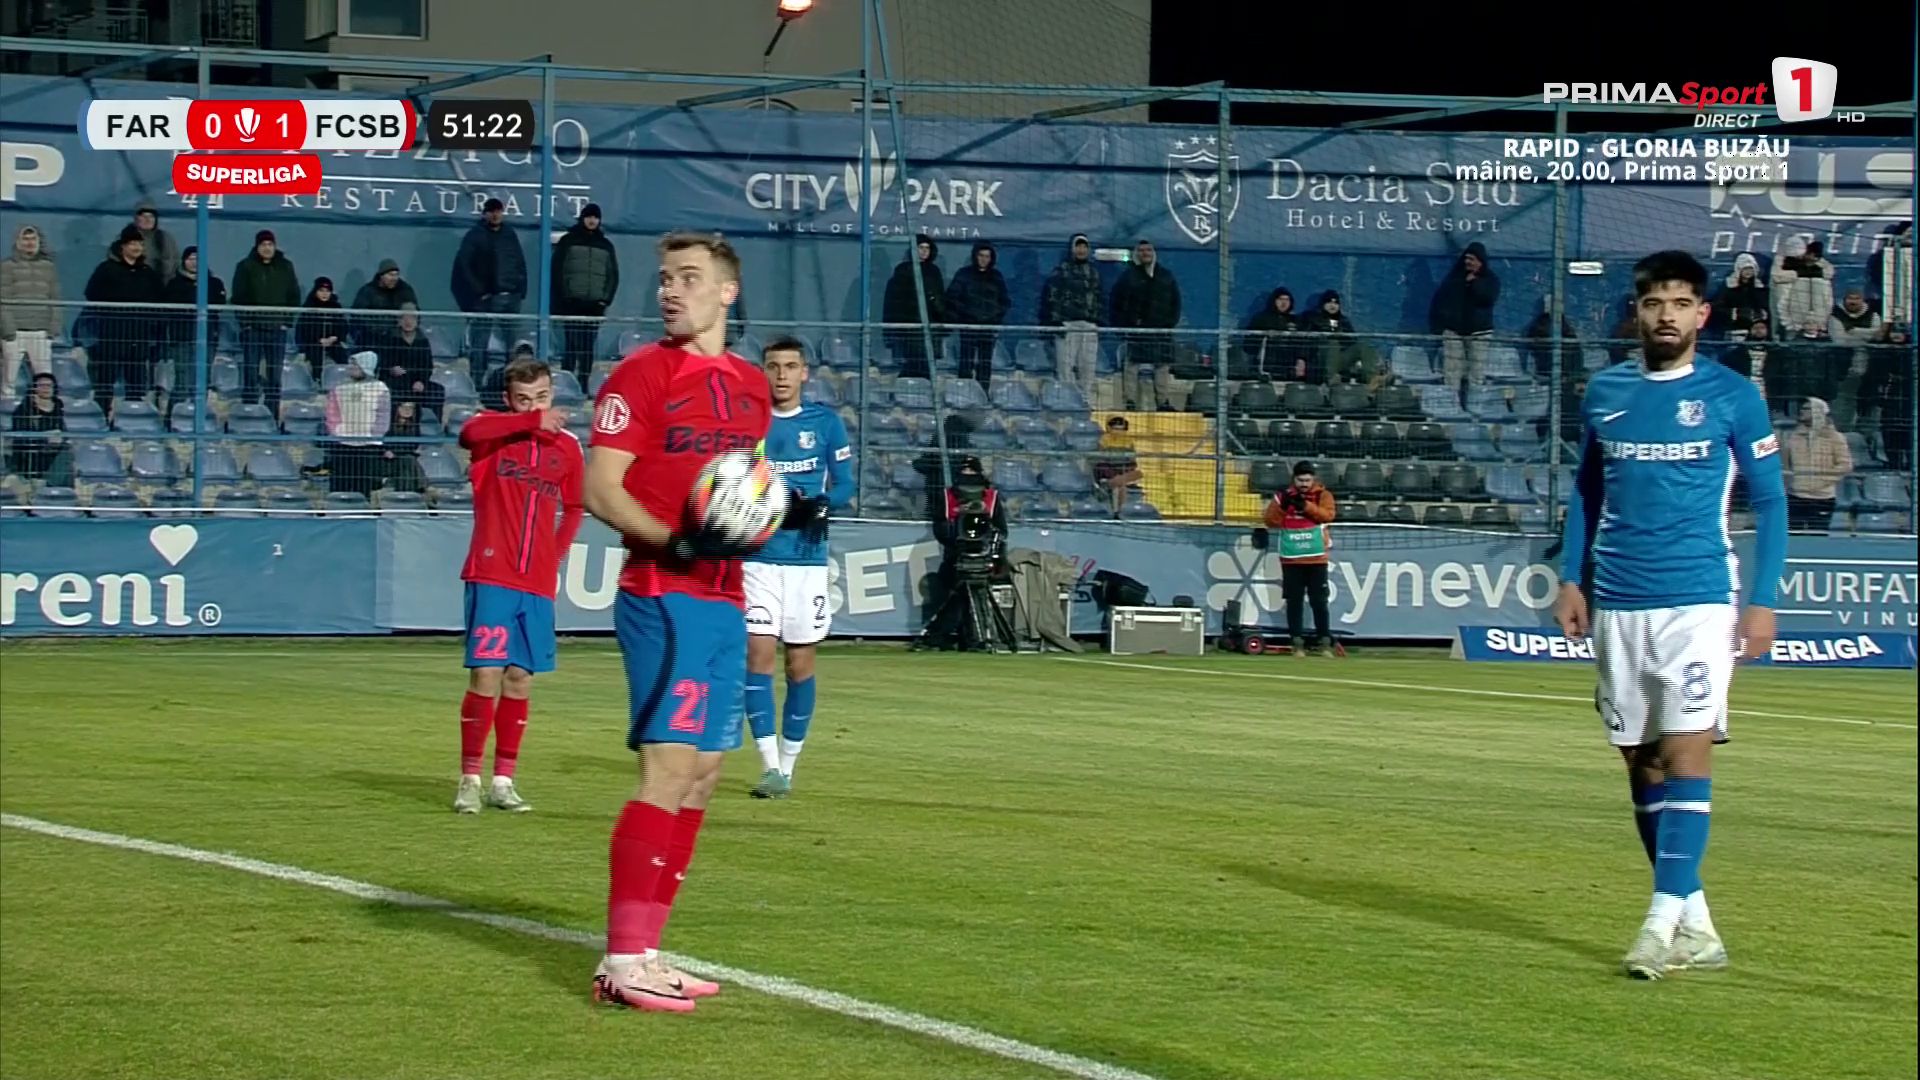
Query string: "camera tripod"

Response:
xmin=916 ymin=565 xmax=1021 ymax=653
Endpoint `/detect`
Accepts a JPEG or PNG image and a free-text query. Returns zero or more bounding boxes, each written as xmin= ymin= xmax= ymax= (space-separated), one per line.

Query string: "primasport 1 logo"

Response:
xmin=1544 ymin=58 xmax=1858 ymax=128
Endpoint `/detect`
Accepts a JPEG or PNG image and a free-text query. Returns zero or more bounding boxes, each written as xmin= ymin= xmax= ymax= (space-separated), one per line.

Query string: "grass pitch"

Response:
xmin=1 ymin=638 xmax=1914 ymax=1080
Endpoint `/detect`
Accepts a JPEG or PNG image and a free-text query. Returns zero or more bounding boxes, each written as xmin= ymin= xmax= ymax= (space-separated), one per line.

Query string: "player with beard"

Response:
xmin=1554 ymin=250 xmax=1787 ymax=980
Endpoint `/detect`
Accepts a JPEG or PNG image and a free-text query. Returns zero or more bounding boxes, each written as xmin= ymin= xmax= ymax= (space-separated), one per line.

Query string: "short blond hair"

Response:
xmin=657 ymin=230 xmax=741 ymax=283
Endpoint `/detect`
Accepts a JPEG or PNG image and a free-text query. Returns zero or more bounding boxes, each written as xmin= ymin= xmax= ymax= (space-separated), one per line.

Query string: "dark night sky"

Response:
xmin=1148 ymin=0 xmax=1916 ymax=137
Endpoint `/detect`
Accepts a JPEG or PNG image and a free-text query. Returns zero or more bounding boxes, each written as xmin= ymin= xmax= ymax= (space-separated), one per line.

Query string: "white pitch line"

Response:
xmin=0 ymin=813 xmax=1162 ymax=1080
xmin=1059 ymin=657 xmax=1920 ymax=731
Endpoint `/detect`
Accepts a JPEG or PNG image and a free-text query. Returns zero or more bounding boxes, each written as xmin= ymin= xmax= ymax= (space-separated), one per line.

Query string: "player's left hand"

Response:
xmin=1736 ymin=605 xmax=1776 ymax=662
xmin=782 ymin=492 xmax=829 ymax=531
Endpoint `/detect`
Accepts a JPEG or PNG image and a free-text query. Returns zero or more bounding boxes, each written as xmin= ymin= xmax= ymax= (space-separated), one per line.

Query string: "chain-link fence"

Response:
xmin=2 ymin=16 xmax=1913 ymax=537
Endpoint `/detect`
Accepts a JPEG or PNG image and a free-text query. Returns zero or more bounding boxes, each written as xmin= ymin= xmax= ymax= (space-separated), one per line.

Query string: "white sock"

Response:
xmin=1643 ymin=893 xmax=1686 ymax=940
xmin=642 ymin=947 xmax=658 ymax=962
xmin=779 ymin=737 xmax=804 ymax=778
xmin=1681 ymin=890 xmax=1715 ymax=934
xmin=754 ymin=734 xmax=779 ymax=772
xmin=606 ymin=952 xmax=642 ymax=969
xmin=491 ymin=775 xmax=513 ymax=789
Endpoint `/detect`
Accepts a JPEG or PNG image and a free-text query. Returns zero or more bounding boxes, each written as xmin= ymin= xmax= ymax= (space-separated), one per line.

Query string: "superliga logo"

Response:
xmin=1543 ymin=58 xmax=1860 ymax=127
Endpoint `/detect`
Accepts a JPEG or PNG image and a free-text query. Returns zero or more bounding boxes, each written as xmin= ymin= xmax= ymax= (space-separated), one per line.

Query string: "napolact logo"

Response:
xmin=0 ymin=524 xmax=222 ymax=629
xmin=1165 ymin=137 xmax=1240 ymax=245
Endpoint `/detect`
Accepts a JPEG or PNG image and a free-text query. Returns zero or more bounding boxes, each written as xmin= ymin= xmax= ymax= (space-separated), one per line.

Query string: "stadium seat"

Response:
xmin=1470 ymin=504 xmax=1516 ymax=530
xmin=1369 ymin=501 xmax=1414 ymax=525
xmin=1228 ymin=418 xmax=1267 ymax=455
xmin=433 ymin=486 xmax=475 ymax=512
xmin=281 ymin=361 xmax=317 ymax=399
xmin=1058 ymin=416 xmax=1103 ymax=451
xmin=1484 ymin=464 xmax=1533 ymax=504
xmin=1404 ymin=421 xmax=1452 ymax=459
xmin=1582 ymin=347 xmax=1611 ymax=372
xmin=1437 ymin=462 xmax=1484 ymax=500
xmin=146 ymin=487 xmax=195 ymax=516
xmin=191 ymin=442 xmax=243 ymax=484
xmin=325 ymin=491 xmax=372 ymax=512
xmin=212 ymin=489 xmax=261 ymax=516
xmin=1014 ymin=339 xmax=1052 ymax=373
xmin=1185 ymin=381 xmax=1221 ymax=415
xmin=1327 ymin=384 xmax=1373 ymax=417
xmin=28 ymin=486 xmax=83 ymax=517
xmin=1390 ymin=345 xmax=1438 ymax=384
xmin=944 ymin=378 xmax=991 ymax=412
xmin=63 ymin=400 xmax=108 ymax=434
xmin=319 ymin=363 xmax=351 ymax=392
xmin=1340 ymin=501 xmax=1372 ymax=524
xmin=1423 ymin=503 xmax=1468 ymax=527
xmin=1532 ymin=468 xmax=1574 ymax=502
xmin=169 ymin=402 xmax=208 ymax=433
xmin=261 ymin=487 xmax=312 ymax=512
xmin=995 ymin=458 xmax=1043 ymax=492
xmin=891 ymin=377 xmax=934 ymax=410
xmin=1465 ymin=385 xmax=1511 ymax=420
xmin=1357 ymin=420 xmax=1405 ymax=459
xmin=550 ymin=370 xmax=586 ymax=405
xmin=866 ymin=411 xmax=912 ymax=447
xmin=282 ymin=400 xmax=325 ymax=436
xmin=1509 ymin=385 xmax=1551 ymax=422
xmin=1855 ymin=511 xmax=1906 ymax=534
xmin=1417 ymin=385 xmax=1470 ymax=423
xmin=885 ymin=459 xmax=924 ymax=492
xmin=208 ymin=356 xmax=241 ymax=396
xmin=1453 ymin=424 xmax=1504 ymax=462
xmin=1039 ymin=380 xmax=1090 ymax=413
xmin=802 ymin=377 xmax=843 ymax=408
xmin=424 ymin=325 xmax=459 ymax=361
xmin=989 ymin=379 xmax=1040 ymax=412
xmin=1267 ymin=419 xmax=1311 ymax=457
xmin=858 ymin=491 xmax=913 ymax=518
xmin=226 ymin=403 xmax=278 ymax=436
xmin=442 ymin=404 xmax=479 ymax=436
xmin=818 ymin=335 xmax=857 ymax=367
xmin=564 ymin=415 xmax=591 ymax=446
xmin=1232 ymin=381 xmax=1282 ymax=417
xmin=52 ymin=356 xmax=91 ymax=396
xmin=377 ymin=490 xmax=428 ymax=511
xmin=129 ymin=441 xmax=181 ymax=483
xmin=1483 ymin=346 xmax=1526 ymax=384
xmin=732 ymin=334 xmax=763 ymax=364
xmin=1281 ymin=382 xmax=1330 ymax=417
xmin=72 ymin=440 xmax=125 ymax=482
xmin=112 ymin=399 xmax=164 ymax=435
xmin=434 ymin=370 xmax=480 ymax=406
xmin=1342 ymin=461 xmax=1391 ymax=499
xmin=1248 ymin=459 xmax=1289 ymax=494
xmin=1313 ymin=420 xmax=1356 ymax=459
xmin=968 ymin=416 xmax=1012 ymax=451
xmin=1518 ymin=504 xmax=1550 ymax=532
xmin=418 ymin=445 xmax=465 ymax=487
xmin=1860 ymin=473 xmax=1910 ymax=509
xmin=1844 ymin=430 xmax=1883 ymax=468
xmin=1390 ymin=463 xmax=1435 ymax=499
xmin=1009 ymin=416 xmax=1059 ymax=452
xmin=1040 ymin=459 xmax=1093 ymax=493
xmin=245 ymin=445 xmax=300 ymax=484
xmin=1063 ymin=494 xmax=1106 ymax=518
xmin=1376 ymin=383 xmax=1423 ymax=420
xmin=87 ymin=485 xmax=141 ymax=514
xmin=1118 ymin=498 xmax=1162 ymax=521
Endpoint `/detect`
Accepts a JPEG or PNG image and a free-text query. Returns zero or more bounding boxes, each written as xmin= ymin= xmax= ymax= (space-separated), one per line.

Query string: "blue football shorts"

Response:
xmin=614 ymin=591 xmax=746 ymax=753
xmin=463 ymin=582 xmax=557 ymax=674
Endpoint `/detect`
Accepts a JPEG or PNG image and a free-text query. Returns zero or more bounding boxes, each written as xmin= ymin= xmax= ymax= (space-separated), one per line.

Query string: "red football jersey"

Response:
xmin=591 ymin=340 xmax=772 ymax=606
xmin=459 ymin=410 xmax=586 ymax=598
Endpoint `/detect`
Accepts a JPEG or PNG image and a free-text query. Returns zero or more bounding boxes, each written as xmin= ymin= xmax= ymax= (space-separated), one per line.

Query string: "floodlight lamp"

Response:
xmin=777 ymin=0 xmax=815 ymax=20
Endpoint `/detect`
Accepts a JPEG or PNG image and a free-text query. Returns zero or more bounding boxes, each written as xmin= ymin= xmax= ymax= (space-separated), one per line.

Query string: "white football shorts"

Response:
xmin=743 ymin=562 xmax=831 ymax=645
xmin=1592 ymin=603 xmax=1736 ymax=748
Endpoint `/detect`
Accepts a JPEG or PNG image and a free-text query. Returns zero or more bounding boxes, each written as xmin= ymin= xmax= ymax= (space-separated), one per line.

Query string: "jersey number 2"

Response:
xmin=471 ymin=625 xmax=510 ymax=661
xmin=670 ymin=679 xmax=710 ymax=734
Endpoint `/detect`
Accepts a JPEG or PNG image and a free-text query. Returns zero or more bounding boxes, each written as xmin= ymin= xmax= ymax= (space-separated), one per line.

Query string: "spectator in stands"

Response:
xmin=324 ymin=351 xmax=392 ymax=496
xmin=1040 ymin=233 xmax=1103 ymax=392
xmin=1264 ymin=460 xmax=1337 ymax=657
xmin=1550 ymin=373 xmax=1588 ymax=447
xmin=2 ymin=224 xmax=59 ymax=377
xmin=295 ymin=277 xmax=349 ymax=374
xmin=883 ymin=234 xmax=944 ymax=379
xmin=157 ymin=245 xmax=226 ymax=419
xmin=130 ymin=203 xmax=180 ymax=285
xmin=945 ymin=241 xmax=1010 ymax=391
xmin=452 ymin=197 xmax=528 ymax=382
xmin=1720 ymin=316 xmax=1773 ymax=402
xmin=1782 ymin=396 xmax=1853 ymax=532
xmin=551 ymin=202 xmax=619 ymax=380
xmin=480 ymin=340 xmax=538 ymax=410
xmin=1710 ymin=253 xmax=1768 ymax=341
xmin=350 ymin=258 xmax=418 ymax=343
xmin=375 ymin=303 xmax=443 ymax=419
xmin=230 ymin=229 xmax=301 ymax=418
xmin=1111 ymin=239 xmax=1180 ymax=410
xmin=1428 ymin=241 xmax=1500 ymax=403
xmin=1302 ymin=290 xmax=1378 ymax=388
xmin=1772 ymin=315 xmax=1844 ymax=419
xmin=1522 ymin=295 xmax=1578 ymax=381
xmin=1865 ymin=221 xmax=1911 ymax=317
xmin=383 ymin=399 xmax=426 ymax=494
xmin=82 ymin=225 xmax=162 ymax=419
xmin=1830 ymin=287 xmax=1884 ymax=381
xmin=1773 ymin=237 xmax=1835 ymax=337
xmin=8 ymin=371 xmax=71 ymax=486
xmin=1092 ymin=415 xmax=1144 ymax=517
xmin=1606 ymin=296 xmax=1639 ymax=367
xmin=1869 ymin=323 xmax=1912 ymax=473
xmin=1241 ymin=287 xmax=1301 ymax=380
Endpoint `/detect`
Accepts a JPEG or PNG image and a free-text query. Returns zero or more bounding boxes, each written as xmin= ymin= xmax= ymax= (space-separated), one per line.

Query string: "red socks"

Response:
xmin=492 ymin=697 xmax=529 ymax=779
xmin=607 ymin=801 xmax=679 ymax=955
xmin=458 ymin=691 xmax=495 ymax=776
xmin=641 ymin=807 xmax=706 ymax=947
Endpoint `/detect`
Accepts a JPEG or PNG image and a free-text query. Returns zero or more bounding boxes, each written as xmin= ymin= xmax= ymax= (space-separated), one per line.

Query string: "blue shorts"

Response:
xmin=614 ymin=591 xmax=746 ymax=753
xmin=463 ymin=583 xmax=557 ymax=674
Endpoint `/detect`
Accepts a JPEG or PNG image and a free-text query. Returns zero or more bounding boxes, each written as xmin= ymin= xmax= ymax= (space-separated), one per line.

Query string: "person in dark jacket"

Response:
xmin=1110 ymin=239 xmax=1181 ymax=409
xmin=1241 ymin=286 xmax=1301 ymax=379
xmin=83 ymin=225 xmax=163 ymax=418
xmin=158 ymin=245 xmax=227 ymax=418
xmin=230 ymin=229 xmax=301 ymax=417
xmin=1710 ymin=253 xmax=1768 ymax=340
xmin=944 ymin=241 xmax=1010 ymax=390
xmin=350 ymin=258 xmax=419 ymax=344
xmin=374 ymin=304 xmax=444 ymax=419
xmin=1428 ymin=241 xmax=1500 ymax=404
xmin=130 ymin=203 xmax=180 ymax=285
xmin=294 ymin=277 xmax=350 ymax=375
xmin=9 ymin=371 xmax=72 ymax=485
xmin=1039 ymin=233 xmax=1103 ymax=390
xmin=451 ymin=197 xmax=527 ymax=381
xmin=1301 ymin=290 xmax=1378 ymax=386
xmin=550 ymin=202 xmax=619 ymax=380
xmin=1522 ymin=295 xmax=1579 ymax=381
xmin=883 ymin=235 xmax=944 ymax=378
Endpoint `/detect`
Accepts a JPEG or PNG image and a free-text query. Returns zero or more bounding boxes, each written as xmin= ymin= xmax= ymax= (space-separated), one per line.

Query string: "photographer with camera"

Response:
xmin=1263 ymin=461 xmax=1338 ymax=657
xmin=917 ymin=455 xmax=1014 ymax=651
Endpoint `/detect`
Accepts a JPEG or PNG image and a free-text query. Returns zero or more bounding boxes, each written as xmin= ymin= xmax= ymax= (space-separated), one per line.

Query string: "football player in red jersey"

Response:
xmin=584 ymin=231 xmax=774 ymax=1011
xmin=453 ymin=357 xmax=584 ymax=815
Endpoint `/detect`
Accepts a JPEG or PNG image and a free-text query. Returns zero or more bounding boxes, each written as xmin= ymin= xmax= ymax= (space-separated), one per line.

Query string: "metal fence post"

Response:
xmin=856 ymin=0 xmax=874 ymax=507
xmin=192 ymin=47 xmax=211 ymax=506
xmin=537 ymin=65 xmax=556 ymax=362
xmin=1545 ymin=102 xmax=1569 ymax=524
xmin=1214 ymin=88 xmax=1233 ymax=523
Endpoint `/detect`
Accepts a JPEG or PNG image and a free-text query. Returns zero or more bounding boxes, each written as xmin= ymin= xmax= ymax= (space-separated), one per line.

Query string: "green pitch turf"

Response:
xmin=1 ymin=638 xmax=1914 ymax=1080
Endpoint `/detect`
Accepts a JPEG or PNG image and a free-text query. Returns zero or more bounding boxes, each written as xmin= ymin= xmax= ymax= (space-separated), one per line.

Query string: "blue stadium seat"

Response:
xmin=281 ymin=361 xmax=317 ymax=399
xmin=245 ymin=445 xmax=300 ymax=484
xmin=226 ymin=403 xmax=278 ymax=435
xmin=377 ymin=490 xmax=428 ymax=511
xmin=419 ymin=445 xmax=466 ymax=487
xmin=995 ymin=458 xmax=1043 ymax=492
xmin=1465 ymin=386 xmax=1511 ymax=420
xmin=968 ymin=416 xmax=1012 ymax=451
xmin=1532 ymin=467 xmax=1574 ymax=503
xmin=1423 ymin=503 xmax=1468 ymax=527
xmin=1859 ymin=473 xmax=1909 ymax=509
xmin=325 ymin=491 xmax=372 ymax=512
xmin=1485 ymin=465 xmax=1533 ymax=503
xmin=146 ymin=487 xmax=195 ymax=516
xmin=1009 ymin=416 xmax=1059 ymax=452
xmin=1826 ymin=511 xmax=1851 ymax=534
xmin=1058 ymin=416 xmax=1103 ymax=451
xmin=209 ymin=356 xmax=241 ymax=396
xmin=63 ymin=400 xmax=108 ymax=434
xmin=1855 ymin=511 xmax=1907 ymax=534
xmin=1039 ymin=380 xmax=1090 ymax=413
xmin=52 ymin=356 xmax=91 ymax=397
xmin=320 ymin=363 xmax=350 ymax=392
xmin=170 ymin=401 xmax=209 ymax=432
xmin=433 ymin=486 xmax=475 ymax=512
xmin=564 ymin=415 xmax=591 ymax=446
xmin=434 ymin=370 xmax=479 ymax=405
xmin=888 ymin=460 xmax=926 ymax=492
xmin=112 ymin=399 xmax=164 ymax=435
xmin=891 ymin=377 xmax=934 ymax=411
xmin=193 ymin=442 xmax=243 ymax=484
xmin=1509 ymin=385 xmax=1551 ymax=422
xmin=212 ymin=489 xmax=261 ymax=516
xmin=867 ymin=411 xmax=912 ymax=447
xmin=1041 ymin=459 xmax=1093 ymax=493
xmin=87 ymin=485 xmax=141 ymax=514
xmin=1066 ymin=494 xmax=1109 ymax=519
xmin=1518 ymin=504 xmax=1550 ymax=532
xmin=261 ymin=487 xmax=312 ymax=512
xmin=425 ymin=324 xmax=459 ymax=361
xmin=1496 ymin=426 xmax=1544 ymax=462
xmin=1469 ymin=504 xmax=1516 ymax=530
xmin=1013 ymin=339 xmax=1052 ymax=373
xmin=801 ymin=376 xmax=842 ymax=408
xmin=1483 ymin=346 xmax=1526 ymax=384
xmin=550 ymin=370 xmax=585 ymax=405
xmin=1390 ymin=346 xmax=1438 ymax=384
xmin=442 ymin=404 xmax=479 ymax=436
xmin=282 ymin=400 xmax=325 ymax=436
xmin=128 ymin=441 xmax=181 ymax=483
xmin=28 ymin=486 xmax=83 ymax=517
xmin=819 ymin=335 xmax=858 ymax=367
xmin=944 ymin=377 xmax=990 ymax=412
xmin=1453 ymin=425 xmax=1503 ymax=462
xmin=858 ymin=491 xmax=913 ymax=518
xmin=1582 ymin=347 xmax=1611 ymax=372
xmin=1118 ymin=498 xmax=1161 ymax=521
xmin=1418 ymin=385 xmax=1471 ymax=423
xmin=72 ymin=440 xmax=125 ymax=482
xmin=732 ymin=334 xmax=764 ymax=364
xmin=1844 ymin=431 xmax=1882 ymax=469
xmin=989 ymin=380 xmax=1040 ymax=412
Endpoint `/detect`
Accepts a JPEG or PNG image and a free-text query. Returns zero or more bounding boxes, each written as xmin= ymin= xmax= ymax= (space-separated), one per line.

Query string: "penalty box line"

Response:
xmin=1059 ymin=658 xmax=1920 ymax=731
xmin=0 ymin=813 xmax=1164 ymax=1080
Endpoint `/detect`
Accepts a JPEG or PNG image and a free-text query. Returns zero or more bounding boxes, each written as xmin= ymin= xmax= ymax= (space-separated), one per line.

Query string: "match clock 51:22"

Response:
xmin=426 ymin=100 xmax=536 ymax=151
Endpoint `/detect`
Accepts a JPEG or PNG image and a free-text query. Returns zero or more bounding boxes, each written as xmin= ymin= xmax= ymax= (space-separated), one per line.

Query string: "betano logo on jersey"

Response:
xmin=0 ymin=524 xmax=220 ymax=629
xmin=1600 ymin=439 xmax=1715 ymax=461
xmin=664 ymin=427 xmax=760 ymax=455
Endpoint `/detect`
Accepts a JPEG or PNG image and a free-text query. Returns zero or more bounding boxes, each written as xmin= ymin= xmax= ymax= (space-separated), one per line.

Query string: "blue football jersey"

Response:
xmin=1561 ymin=360 xmax=1787 ymax=611
xmin=755 ymin=403 xmax=854 ymax=566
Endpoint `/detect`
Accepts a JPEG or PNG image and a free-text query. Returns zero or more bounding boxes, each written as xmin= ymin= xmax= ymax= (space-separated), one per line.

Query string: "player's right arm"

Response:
xmin=1730 ymin=382 xmax=1788 ymax=660
xmin=1555 ymin=422 xmax=1602 ymax=639
xmin=585 ymin=371 xmax=675 ymax=549
xmin=459 ymin=409 xmax=542 ymax=460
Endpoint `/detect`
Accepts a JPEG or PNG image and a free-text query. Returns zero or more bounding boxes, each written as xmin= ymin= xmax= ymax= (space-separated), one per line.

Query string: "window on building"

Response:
xmin=340 ymin=0 xmax=425 ymax=40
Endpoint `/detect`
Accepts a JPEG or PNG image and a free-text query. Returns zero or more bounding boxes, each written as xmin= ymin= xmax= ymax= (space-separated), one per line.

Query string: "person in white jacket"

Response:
xmin=1772 ymin=237 xmax=1835 ymax=335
